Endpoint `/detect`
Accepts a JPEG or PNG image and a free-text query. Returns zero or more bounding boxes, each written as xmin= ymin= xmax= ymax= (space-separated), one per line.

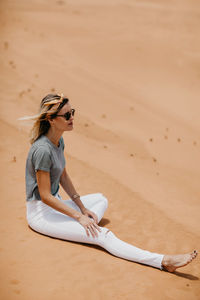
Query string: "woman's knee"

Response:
xmin=98 ymin=194 xmax=108 ymax=210
xmin=97 ymin=227 xmax=114 ymax=245
xmin=82 ymin=193 xmax=108 ymax=210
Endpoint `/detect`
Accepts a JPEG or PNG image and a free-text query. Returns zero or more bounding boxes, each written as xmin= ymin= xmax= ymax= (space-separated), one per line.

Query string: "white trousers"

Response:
xmin=26 ymin=193 xmax=164 ymax=270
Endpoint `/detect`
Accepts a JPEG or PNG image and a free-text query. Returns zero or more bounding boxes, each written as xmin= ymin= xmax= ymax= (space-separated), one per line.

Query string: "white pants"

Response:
xmin=26 ymin=193 xmax=164 ymax=270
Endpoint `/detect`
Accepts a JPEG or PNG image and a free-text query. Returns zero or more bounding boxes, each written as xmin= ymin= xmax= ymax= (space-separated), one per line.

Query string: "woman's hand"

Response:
xmin=78 ymin=212 xmax=101 ymax=238
xmin=82 ymin=208 xmax=98 ymax=224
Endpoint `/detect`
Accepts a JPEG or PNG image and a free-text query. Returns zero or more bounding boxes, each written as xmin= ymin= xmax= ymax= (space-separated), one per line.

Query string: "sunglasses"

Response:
xmin=56 ymin=109 xmax=75 ymax=121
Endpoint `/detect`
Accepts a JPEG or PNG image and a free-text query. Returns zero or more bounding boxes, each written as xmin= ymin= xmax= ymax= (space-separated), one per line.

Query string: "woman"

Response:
xmin=25 ymin=93 xmax=197 ymax=272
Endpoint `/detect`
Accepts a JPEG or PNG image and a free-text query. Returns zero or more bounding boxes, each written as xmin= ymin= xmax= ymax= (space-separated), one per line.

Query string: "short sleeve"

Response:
xmin=32 ymin=146 xmax=52 ymax=172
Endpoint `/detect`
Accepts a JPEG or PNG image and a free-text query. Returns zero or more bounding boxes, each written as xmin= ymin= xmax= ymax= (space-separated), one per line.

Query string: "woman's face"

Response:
xmin=49 ymin=102 xmax=74 ymax=132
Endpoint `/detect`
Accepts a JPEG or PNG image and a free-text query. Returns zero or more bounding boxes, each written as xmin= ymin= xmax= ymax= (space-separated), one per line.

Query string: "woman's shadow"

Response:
xmin=168 ymin=271 xmax=199 ymax=281
xmin=98 ymin=217 xmax=110 ymax=227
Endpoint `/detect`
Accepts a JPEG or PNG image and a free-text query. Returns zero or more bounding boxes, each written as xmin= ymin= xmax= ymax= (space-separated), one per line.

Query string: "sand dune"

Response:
xmin=0 ymin=0 xmax=200 ymax=299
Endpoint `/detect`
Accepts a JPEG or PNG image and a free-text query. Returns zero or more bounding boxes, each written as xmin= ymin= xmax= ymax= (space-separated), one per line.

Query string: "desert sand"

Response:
xmin=0 ymin=0 xmax=200 ymax=299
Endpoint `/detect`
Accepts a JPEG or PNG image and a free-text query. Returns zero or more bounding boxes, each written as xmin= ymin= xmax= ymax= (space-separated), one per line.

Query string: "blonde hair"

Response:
xmin=20 ymin=93 xmax=69 ymax=144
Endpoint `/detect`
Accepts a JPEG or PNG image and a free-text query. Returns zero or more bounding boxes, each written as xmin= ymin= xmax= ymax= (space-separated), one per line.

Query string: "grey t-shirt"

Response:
xmin=25 ymin=135 xmax=66 ymax=201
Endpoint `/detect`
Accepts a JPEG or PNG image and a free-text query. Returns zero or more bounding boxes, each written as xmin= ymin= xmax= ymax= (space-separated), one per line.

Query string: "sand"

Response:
xmin=0 ymin=0 xmax=200 ymax=299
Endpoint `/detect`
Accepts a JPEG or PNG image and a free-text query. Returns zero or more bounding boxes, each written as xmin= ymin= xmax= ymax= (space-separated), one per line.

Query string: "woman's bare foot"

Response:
xmin=162 ymin=250 xmax=198 ymax=272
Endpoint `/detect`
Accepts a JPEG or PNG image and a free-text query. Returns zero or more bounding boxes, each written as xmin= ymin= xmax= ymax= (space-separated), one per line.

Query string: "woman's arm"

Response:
xmin=36 ymin=170 xmax=82 ymax=220
xmin=60 ymin=168 xmax=99 ymax=224
xmin=60 ymin=168 xmax=86 ymax=213
xmin=36 ymin=170 xmax=100 ymax=237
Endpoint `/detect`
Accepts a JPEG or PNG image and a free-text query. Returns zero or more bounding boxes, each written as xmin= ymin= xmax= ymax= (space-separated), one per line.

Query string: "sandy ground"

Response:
xmin=0 ymin=0 xmax=200 ymax=299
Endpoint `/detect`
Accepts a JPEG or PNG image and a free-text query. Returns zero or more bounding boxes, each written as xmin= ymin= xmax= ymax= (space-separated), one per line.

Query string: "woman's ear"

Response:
xmin=47 ymin=115 xmax=54 ymax=126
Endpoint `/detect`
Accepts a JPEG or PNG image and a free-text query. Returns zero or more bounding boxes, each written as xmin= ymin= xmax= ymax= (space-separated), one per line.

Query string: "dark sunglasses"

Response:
xmin=56 ymin=109 xmax=75 ymax=121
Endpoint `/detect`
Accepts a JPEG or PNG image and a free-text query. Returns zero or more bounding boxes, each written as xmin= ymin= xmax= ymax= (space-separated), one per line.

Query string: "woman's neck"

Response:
xmin=45 ymin=128 xmax=63 ymax=147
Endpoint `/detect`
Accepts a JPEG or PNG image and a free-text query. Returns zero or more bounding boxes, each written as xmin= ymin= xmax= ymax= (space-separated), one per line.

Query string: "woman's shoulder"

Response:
xmin=29 ymin=136 xmax=51 ymax=153
xmin=29 ymin=135 xmax=65 ymax=153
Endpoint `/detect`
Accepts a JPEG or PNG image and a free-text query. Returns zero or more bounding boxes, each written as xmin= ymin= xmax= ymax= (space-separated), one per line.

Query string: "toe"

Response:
xmin=191 ymin=252 xmax=197 ymax=260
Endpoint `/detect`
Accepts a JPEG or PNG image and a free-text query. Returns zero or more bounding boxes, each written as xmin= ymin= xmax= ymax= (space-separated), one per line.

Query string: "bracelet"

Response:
xmin=71 ymin=193 xmax=80 ymax=200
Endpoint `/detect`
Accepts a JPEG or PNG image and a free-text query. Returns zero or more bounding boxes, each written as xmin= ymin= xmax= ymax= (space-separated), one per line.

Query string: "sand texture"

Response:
xmin=0 ymin=0 xmax=200 ymax=299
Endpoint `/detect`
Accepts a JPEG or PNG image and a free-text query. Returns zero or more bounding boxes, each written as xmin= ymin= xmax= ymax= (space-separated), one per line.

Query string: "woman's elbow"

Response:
xmin=40 ymin=192 xmax=52 ymax=204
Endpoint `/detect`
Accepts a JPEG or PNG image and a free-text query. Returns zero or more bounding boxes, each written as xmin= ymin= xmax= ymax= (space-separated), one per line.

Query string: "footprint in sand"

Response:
xmin=103 ymin=145 xmax=108 ymax=149
xmin=4 ymin=41 xmax=9 ymax=49
xmin=27 ymin=88 xmax=31 ymax=92
xmin=149 ymin=138 xmax=153 ymax=142
xmin=101 ymin=114 xmax=106 ymax=119
xmin=12 ymin=156 xmax=16 ymax=162
xmin=164 ymin=135 xmax=168 ymax=140
xmin=193 ymin=141 xmax=197 ymax=146
xmin=13 ymin=290 xmax=21 ymax=295
xmin=72 ymin=10 xmax=81 ymax=15
xmin=9 ymin=60 xmax=16 ymax=69
xmin=35 ymin=74 xmax=39 ymax=78
xmin=166 ymin=128 xmax=169 ymax=131
xmin=10 ymin=279 xmax=20 ymax=285
xmin=153 ymin=157 xmax=157 ymax=162
xmin=156 ymin=172 xmax=159 ymax=176
xmin=177 ymin=138 xmax=181 ymax=142
xmin=84 ymin=123 xmax=89 ymax=127
xmin=56 ymin=0 xmax=65 ymax=5
xmin=19 ymin=91 xmax=25 ymax=97
xmin=129 ymin=106 xmax=134 ymax=111
xmin=51 ymin=88 xmax=56 ymax=92
xmin=130 ymin=153 xmax=134 ymax=157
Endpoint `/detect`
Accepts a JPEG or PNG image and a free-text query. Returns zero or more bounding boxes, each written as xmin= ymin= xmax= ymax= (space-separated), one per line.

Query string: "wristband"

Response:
xmin=71 ymin=193 xmax=80 ymax=200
